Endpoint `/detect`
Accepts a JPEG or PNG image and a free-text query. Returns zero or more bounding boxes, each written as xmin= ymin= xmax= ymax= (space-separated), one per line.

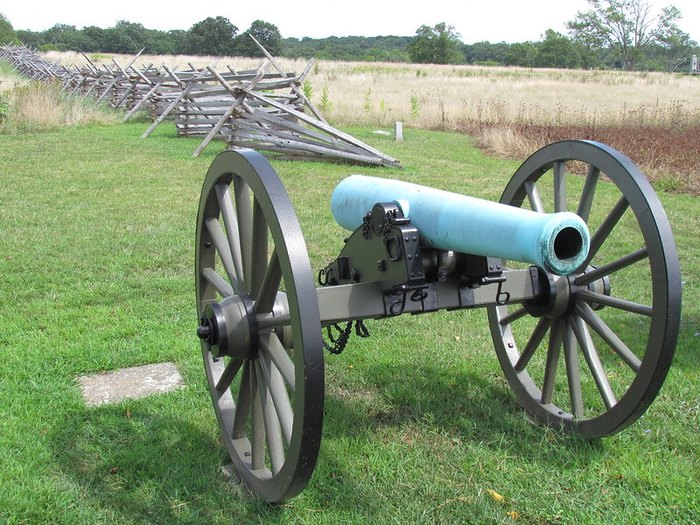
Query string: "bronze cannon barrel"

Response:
xmin=331 ymin=175 xmax=590 ymax=275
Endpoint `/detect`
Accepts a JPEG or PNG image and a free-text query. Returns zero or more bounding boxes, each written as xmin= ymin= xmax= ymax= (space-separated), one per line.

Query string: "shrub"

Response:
xmin=410 ymin=92 xmax=420 ymax=120
xmin=0 ymin=92 xmax=8 ymax=123
xmin=1 ymin=80 xmax=115 ymax=133
xmin=319 ymin=86 xmax=332 ymax=115
xmin=302 ymin=79 xmax=313 ymax=101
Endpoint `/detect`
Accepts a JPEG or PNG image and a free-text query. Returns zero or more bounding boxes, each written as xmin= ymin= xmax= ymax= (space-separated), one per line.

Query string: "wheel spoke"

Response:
xmin=232 ymin=362 xmax=252 ymax=439
xmin=499 ymin=306 xmax=529 ymax=327
xmin=562 ymin=319 xmax=584 ymax=419
xmin=541 ymin=320 xmax=563 ymax=404
xmin=250 ymin=363 xmax=266 ymax=471
xmin=574 ymin=247 xmax=648 ymax=286
xmin=575 ymin=302 xmax=641 ymax=372
xmin=215 ymin=182 xmax=245 ymax=282
xmin=515 ymin=317 xmax=551 ymax=372
xmin=577 ymin=289 xmax=652 ymax=316
xmin=210 ymin=357 xmax=235 ymax=437
xmin=259 ymin=354 xmax=294 ymax=445
xmin=257 ymin=313 xmax=292 ymax=329
xmin=583 ymin=195 xmax=629 ymax=267
xmin=203 ymin=267 xmax=234 ymax=297
xmin=216 ymin=357 xmax=243 ymax=396
xmin=577 ymin=165 xmax=600 ymax=221
xmin=571 ymin=315 xmax=616 ymax=410
xmin=524 ymin=181 xmax=544 ymax=212
xmin=255 ymin=249 xmax=282 ymax=313
xmin=259 ymin=331 xmax=296 ymax=391
xmin=234 ymin=177 xmax=254 ymax=290
xmin=256 ymin=361 xmax=285 ymax=475
xmin=553 ymin=161 xmax=567 ymax=212
xmin=251 ymin=198 xmax=270 ymax=299
xmin=205 ymin=217 xmax=241 ymax=291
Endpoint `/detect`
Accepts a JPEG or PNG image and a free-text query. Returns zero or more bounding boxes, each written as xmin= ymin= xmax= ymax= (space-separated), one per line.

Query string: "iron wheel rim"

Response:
xmin=488 ymin=140 xmax=681 ymax=438
xmin=195 ymin=149 xmax=323 ymax=501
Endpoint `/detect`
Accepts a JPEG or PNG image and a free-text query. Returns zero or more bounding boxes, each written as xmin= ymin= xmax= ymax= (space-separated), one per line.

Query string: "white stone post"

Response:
xmin=394 ymin=121 xmax=403 ymax=141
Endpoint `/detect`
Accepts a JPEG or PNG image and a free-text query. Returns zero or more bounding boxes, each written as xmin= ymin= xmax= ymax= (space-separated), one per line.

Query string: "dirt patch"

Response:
xmin=468 ymin=122 xmax=700 ymax=195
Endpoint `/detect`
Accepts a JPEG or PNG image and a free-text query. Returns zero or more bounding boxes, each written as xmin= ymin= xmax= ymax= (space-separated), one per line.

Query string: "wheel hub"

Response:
xmin=583 ymin=267 xmax=611 ymax=311
xmin=525 ymin=266 xmax=610 ymax=319
xmin=197 ymin=294 xmax=257 ymax=359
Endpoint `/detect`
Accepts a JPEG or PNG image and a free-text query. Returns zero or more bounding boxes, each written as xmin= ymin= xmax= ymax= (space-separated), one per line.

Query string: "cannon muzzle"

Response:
xmin=331 ymin=175 xmax=590 ymax=275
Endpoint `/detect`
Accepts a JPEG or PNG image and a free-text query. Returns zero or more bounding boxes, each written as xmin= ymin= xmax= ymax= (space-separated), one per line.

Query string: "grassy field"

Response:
xmin=1 ymin=115 xmax=699 ymax=524
xmin=43 ymin=51 xmax=700 ymax=130
xmin=36 ymin=51 xmax=700 ymax=193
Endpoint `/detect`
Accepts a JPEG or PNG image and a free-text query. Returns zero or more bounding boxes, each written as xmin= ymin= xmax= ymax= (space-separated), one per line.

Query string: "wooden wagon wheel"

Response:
xmin=195 ymin=149 xmax=324 ymax=501
xmin=488 ymin=140 xmax=681 ymax=438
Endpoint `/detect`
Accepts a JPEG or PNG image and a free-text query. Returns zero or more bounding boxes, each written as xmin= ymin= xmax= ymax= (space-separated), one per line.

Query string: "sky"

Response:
xmin=3 ymin=0 xmax=699 ymax=44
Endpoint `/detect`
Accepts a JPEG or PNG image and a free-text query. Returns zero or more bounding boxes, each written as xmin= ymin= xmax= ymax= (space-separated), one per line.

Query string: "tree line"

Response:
xmin=407 ymin=1 xmax=697 ymax=72
xmin=4 ymin=17 xmax=285 ymax=58
xmin=1 ymin=1 xmax=697 ymax=72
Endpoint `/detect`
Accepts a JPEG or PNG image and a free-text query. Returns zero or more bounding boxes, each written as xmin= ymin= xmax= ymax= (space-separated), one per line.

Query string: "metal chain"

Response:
xmin=323 ymin=320 xmax=370 ymax=354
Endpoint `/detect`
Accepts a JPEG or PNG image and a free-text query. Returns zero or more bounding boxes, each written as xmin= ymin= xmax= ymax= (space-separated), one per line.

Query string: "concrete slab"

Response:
xmin=77 ymin=362 xmax=185 ymax=406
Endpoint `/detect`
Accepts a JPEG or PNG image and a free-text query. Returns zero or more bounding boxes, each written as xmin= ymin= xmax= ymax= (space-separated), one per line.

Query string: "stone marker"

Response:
xmin=394 ymin=121 xmax=403 ymax=141
xmin=77 ymin=362 xmax=185 ymax=406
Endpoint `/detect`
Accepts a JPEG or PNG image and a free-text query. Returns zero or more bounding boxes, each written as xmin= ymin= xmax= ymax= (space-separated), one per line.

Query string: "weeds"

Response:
xmin=0 ymin=80 xmax=115 ymax=133
xmin=410 ymin=92 xmax=420 ymax=120
xmin=319 ymin=86 xmax=332 ymax=115
xmin=473 ymin=124 xmax=546 ymax=160
xmin=438 ymin=96 xmax=447 ymax=129
xmin=363 ymin=87 xmax=373 ymax=114
xmin=0 ymin=92 xmax=8 ymax=123
xmin=302 ymin=79 xmax=313 ymax=101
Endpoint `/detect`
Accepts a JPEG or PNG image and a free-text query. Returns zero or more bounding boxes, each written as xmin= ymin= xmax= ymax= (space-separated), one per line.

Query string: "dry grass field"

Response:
xmin=35 ymin=51 xmax=700 ymax=193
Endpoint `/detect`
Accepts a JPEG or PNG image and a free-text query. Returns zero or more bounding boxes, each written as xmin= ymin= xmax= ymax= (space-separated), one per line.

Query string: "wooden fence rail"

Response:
xmin=0 ymin=43 xmax=400 ymax=167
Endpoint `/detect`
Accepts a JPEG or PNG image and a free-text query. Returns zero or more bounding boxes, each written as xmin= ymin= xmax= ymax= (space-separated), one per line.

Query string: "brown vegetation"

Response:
xmin=470 ymin=122 xmax=700 ymax=195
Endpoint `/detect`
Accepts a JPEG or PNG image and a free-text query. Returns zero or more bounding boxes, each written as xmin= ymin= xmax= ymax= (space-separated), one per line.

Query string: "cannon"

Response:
xmin=195 ymin=140 xmax=681 ymax=502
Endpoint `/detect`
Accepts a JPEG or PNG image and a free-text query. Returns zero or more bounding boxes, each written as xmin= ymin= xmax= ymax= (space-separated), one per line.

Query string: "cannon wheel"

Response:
xmin=488 ymin=140 xmax=681 ymax=438
xmin=195 ymin=149 xmax=323 ymax=501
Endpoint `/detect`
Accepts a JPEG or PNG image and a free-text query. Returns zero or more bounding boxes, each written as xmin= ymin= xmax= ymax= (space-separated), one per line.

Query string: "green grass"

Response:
xmin=0 ymin=122 xmax=698 ymax=524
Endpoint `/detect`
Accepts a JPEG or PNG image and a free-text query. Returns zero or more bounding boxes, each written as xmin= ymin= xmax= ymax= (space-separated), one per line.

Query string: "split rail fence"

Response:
xmin=0 ymin=42 xmax=400 ymax=167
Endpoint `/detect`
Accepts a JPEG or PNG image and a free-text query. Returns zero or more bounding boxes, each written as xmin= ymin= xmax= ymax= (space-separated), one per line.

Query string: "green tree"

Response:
xmin=236 ymin=20 xmax=282 ymax=57
xmin=535 ymin=29 xmax=582 ymax=68
xmin=465 ymin=41 xmax=510 ymax=65
xmin=16 ymin=29 xmax=42 ymax=48
xmin=41 ymin=24 xmax=80 ymax=50
xmin=654 ymin=16 xmax=696 ymax=71
xmin=281 ymin=35 xmax=411 ymax=62
xmin=567 ymin=0 xmax=683 ymax=70
xmin=102 ymin=23 xmax=139 ymax=53
xmin=505 ymin=42 xmax=539 ymax=67
xmin=168 ymin=30 xmax=187 ymax=54
xmin=0 ymin=13 xmax=17 ymax=45
xmin=182 ymin=16 xmax=238 ymax=56
xmin=407 ymin=23 xmax=464 ymax=64
xmin=80 ymin=26 xmax=105 ymax=52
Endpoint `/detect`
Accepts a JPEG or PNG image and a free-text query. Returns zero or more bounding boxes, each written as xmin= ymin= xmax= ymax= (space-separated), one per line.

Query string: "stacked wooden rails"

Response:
xmin=0 ymin=43 xmax=400 ymax=167
xmin=0 ymin=44 xmax=64 ymax=81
